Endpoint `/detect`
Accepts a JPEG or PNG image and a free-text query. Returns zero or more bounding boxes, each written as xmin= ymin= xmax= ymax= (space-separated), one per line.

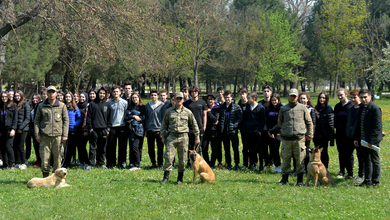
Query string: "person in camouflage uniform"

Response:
xmin=160 ymin=92 xmax=200 ymax=184
xmin=278 ymin=88 xmax=313 ymax=186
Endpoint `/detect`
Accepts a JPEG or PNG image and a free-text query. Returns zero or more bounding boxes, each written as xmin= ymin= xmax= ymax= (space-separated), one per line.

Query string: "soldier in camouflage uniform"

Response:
xmin=278 ymin=88 xmax=313 ymax=186
xmin=160 ymin=92 xmax=200 ymax=184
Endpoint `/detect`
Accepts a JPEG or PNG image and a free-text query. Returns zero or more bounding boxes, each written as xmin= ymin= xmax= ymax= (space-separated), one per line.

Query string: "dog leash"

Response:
xmin=195 ymin=134 xmax=204 ymax=152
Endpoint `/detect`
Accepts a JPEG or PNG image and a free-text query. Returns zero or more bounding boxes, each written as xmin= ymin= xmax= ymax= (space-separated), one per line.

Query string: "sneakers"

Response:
xmin=100 ymin=165 xmax=108 ymax=169
xmin=19 ymin=164 xmax=27 ymax=170
xmin=357 ymin=182 xmax=371 ymax=188
xmin=129 ymin=167 xmax=141 ymax=171
xmin=86 ymin=165 xmax=93 ymax=171
xmin=24 ymin=159 xmax=28 ymax=165
xmin=15 ymin=164 xmax=20 ymax=168
xmin=0 ymin=159 xmax=3 ymax=166
xmin=355 ymin=176 xmax=364 ymax=183
xmin=122 ymin=163 xmax=127 ymax=169
xmin=336 ymin=172 xmax=344 ymax=179
xmin=33 ymin=161 xmax=41 ymax=167
xmin=128 ymin=163 xmax=134 ymax=169
xmin=234 ymin=165 xmax=240 ymax=171
xmin=272 ymin=166 xmax=282 ymax=173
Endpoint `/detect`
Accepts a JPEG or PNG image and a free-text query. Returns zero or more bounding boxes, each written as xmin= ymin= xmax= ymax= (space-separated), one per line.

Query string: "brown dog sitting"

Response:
xmin=27 ymin=168 xmax=71 ymax=188
xmin=305 ymin=147 xmax=334 ymax=187
xmin=189 ymin=149 xmax=215 ymax=184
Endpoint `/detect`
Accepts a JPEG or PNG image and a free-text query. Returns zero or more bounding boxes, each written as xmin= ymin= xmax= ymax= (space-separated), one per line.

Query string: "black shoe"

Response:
xmin=226 ymin=164 xmax=232 ymax=170
xmin=234 ymin=165 xmax=240 ymax=171
xmin=150 ymin=164 xmax=157 ymax=169
xmin=161 ymin=171 xmax=170 ymax=184
xmin=177 ymin=171 xmax=184 ymax=185
xmin=158 ymin=165 xmax=163 ymax=170
xmin=372 ymin=182 xmax=380 ymax=188
xmin=42 ymin=172 xmax=50 ymax=178
xmin=278 ymin=174 xmax=289 ymax=185
xmin=296 ymin=173 xmax=304 ymax=186
xmin=357 ymin=182 xmax=372 ymax=188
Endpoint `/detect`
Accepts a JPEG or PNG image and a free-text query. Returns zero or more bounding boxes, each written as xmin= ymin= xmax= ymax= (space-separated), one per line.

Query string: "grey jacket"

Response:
xmin=108 ymin=98 xmax=128 ymax=127
xmin=145 ymin=101 xmax=166 ymax=132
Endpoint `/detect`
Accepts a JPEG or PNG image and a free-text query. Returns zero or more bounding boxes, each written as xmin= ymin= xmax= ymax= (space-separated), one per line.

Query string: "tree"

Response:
xmin=315 ymin=0 xmax=369 ymax=97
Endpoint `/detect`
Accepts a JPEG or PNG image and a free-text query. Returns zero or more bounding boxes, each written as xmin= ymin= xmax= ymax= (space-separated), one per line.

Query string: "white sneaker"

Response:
xmin=0 ymin=159 xmax=3 ymax=166
xmin=272 ymin=166 xmax=282 ymax=173
xmin=355 ymin=176 xmax=364 ymax=183
xmin=86 ymin=165 xmax=93 ymax=171
xmin=336 ymin=173 xmax=344 ymax=179
xmin=15 ymin=164 xmax=19 ymax=168
xmin=129 ymin=167 xmax=141 ymax=171
xmin=19 ymin=164 xmax=27 ymax=170
xmin=122 ymin=163 xmax=127 ymax=169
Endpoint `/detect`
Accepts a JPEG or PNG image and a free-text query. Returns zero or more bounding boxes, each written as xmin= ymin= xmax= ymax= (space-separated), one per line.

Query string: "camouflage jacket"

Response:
xmin=161 ymin=106 xmax=199 ymax=140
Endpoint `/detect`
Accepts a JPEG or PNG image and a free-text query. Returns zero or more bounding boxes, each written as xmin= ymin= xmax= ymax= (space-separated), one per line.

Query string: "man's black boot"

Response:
xmin=177 ymin=171 xmax=184 ymax=185
xmin=278 ymin=174 xmax=289 ymax=185
xmin=161 ymin=171 xmax=170 ymax=184
xmin=296 ymin=173 xmax=304 ymax=186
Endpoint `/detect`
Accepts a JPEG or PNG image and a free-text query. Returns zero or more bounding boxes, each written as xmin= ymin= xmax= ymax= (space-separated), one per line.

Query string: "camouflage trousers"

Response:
xmin=163 ymin=133 xmax=188 ymax=172
xmin=280 ymin=138 xmax=306 ymax=175
xmin=40 ymin=135 xmax=63 ymax=175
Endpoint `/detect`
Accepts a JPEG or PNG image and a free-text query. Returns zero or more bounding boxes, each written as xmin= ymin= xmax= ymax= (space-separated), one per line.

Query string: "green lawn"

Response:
xmin=0 ymin=97 xmax=389 ymax=219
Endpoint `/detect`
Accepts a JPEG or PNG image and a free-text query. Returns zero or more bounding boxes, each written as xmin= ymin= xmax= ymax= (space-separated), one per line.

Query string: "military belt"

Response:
xmin=170 ymin=133 xmax=188 ymax=137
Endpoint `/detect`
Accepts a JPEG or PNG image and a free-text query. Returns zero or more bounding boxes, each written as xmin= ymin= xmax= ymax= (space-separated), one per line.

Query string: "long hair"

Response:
xmin=299 ymin=92 xmax=314 ymax=108
xmin=65 ymin=92 xmax=77 ymax=110
xmin=130 ymin=93 xmax=144 ymax=110
xmin=268 ymin=93 xmax=282 ymax=110
xmin=0 ymin=91 xmax=14 ymax=108
xmin=14 ymin=90 xmax=27 ymax=111
xmin=88 ymin=88 xmax=98 ymax=102
xmin=315 ymin=92 xmax=329 ymax=110
xmin=30 ymin=93 xmax=42 ymax=109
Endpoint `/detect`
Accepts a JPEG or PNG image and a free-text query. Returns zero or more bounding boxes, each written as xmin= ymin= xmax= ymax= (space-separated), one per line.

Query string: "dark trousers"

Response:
xmin=201 ymin=130 xmax=218 ymax=166
xmin=270 ymin=134 xmax=282 ymax=167
xmin=1 ymin=130 xmax=15 ymax=168
xmin=130 ymin=132 xmax=143 ymax=168
xmin=246 ymin=132 xmax=262 ymax=168
xmin=25 ymin=132 xmax=32 ymax=160
xmin=313 ymin=134 xmax=329 ymax=169
xmin=261 ymin=130 xmax=272 ymax=167
xmin=125 ymin=126 xmax=133 ymax=164
xmin=336 ymin=132 xmax=348 ymax=174
xmin=77 ymin=132 xmax=89 ymax=164
xmin=64 ymin=132 xmax=77 ymax=167
xmin=147 ymin=130 xmax=164 ymax=166
xmin=362 ymin=146 xmax=380 ymax=184
xmin=13 ymin=131 xmax=28 ymax=164
xmin=89 ymin=128 xmax=108 ymax=166
xmin=344 ymin=139 xmax=364 ymax=177
xmin=241 ymin=130 xmax=250 ymax=167
xmin=222 ymin=132 xmax=240 ymax=166
xmin=217 ymin=132 xmax=223 ymax=164
xmin=107 ymin=126 xmax=126 ymax=167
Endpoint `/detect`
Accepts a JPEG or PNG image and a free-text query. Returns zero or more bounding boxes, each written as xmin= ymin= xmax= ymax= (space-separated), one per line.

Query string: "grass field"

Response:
xmin=0 ymin=96 xmax=389 ymax=219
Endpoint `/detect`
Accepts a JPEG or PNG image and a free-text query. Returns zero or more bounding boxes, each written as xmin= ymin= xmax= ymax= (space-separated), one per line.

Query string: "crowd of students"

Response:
xmin=0 ymin=83 xmax=383 ymax=186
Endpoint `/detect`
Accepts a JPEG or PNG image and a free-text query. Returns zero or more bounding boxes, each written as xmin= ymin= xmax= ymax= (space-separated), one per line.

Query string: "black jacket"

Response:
xmin=266 ymin=107 xmax=281 ymax=134
xmin=205 ymin=105 xmax=220 ymax=132
xmin=334 ymin=101 xmax=353 ymax=134
xmin=353 ymin=101 xmax=382 ymax=145
xmin=243 ymin=103 xmax=266 ymax=133
xmin=16 ymin=101 xmax=31 ymax=132
xmin=315 ymin=104 xmax=335 ymax=146
xmin=219 ymin=103 xmax=243 ymax=134
xmin=0 ymin=103 xmax=18 ymax=131
xmin=346 ymin=105 xmax=360 ymax=139
xmin=86 ymin=100 xmax=112 ymax=130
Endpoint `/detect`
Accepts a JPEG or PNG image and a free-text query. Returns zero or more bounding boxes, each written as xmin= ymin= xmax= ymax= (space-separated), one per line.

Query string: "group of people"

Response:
xmin=0 ymin=83 xmax=383 ymax=187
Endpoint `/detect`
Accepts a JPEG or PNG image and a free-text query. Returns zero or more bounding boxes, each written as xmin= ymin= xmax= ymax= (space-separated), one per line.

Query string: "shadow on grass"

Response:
xmin=0 ymin=180 xmax=28 ymax=185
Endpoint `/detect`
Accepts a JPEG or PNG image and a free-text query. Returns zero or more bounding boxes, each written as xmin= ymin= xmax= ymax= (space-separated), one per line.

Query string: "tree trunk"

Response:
xmin=62 ymin=70 xmax=69 ymax=91
xmin=234 ymin=75 xmax=238 ymax=97
xmin=283 ymin=80 xmax=288 ymax=97
xmin=253 ymin=78 xmax=257 ymax=92
xmin=244 ymin=70 xmax=247 ymax=89
xmin=187 ymin=77 xmax=192 ymax=86
xmin=86 ymin=76 xmax=93 ymax=92
xmin=165 ymin=76 xmax=170 ymax=92
xmin=0 ymin=33 xmax=8 ymax=79
xmin=171 ymin=77 xmax=176 ymax=93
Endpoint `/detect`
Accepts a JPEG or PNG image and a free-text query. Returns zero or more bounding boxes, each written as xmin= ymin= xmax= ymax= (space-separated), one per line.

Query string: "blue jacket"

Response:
xmin=68 ymin=107 xmax=82 ymax=132
xmin=128 ymin=109 xmax=144 ymax=137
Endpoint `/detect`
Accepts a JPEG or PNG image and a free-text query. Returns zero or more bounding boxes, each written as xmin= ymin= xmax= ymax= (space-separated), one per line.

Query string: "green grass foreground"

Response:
xmin=1 ymin=98 xmax=389 ymax=219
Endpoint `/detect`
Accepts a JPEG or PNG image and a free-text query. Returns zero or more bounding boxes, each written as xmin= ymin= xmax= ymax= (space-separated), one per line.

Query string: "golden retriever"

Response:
xmin=27 ymin=168 xmax=71 ymax=188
